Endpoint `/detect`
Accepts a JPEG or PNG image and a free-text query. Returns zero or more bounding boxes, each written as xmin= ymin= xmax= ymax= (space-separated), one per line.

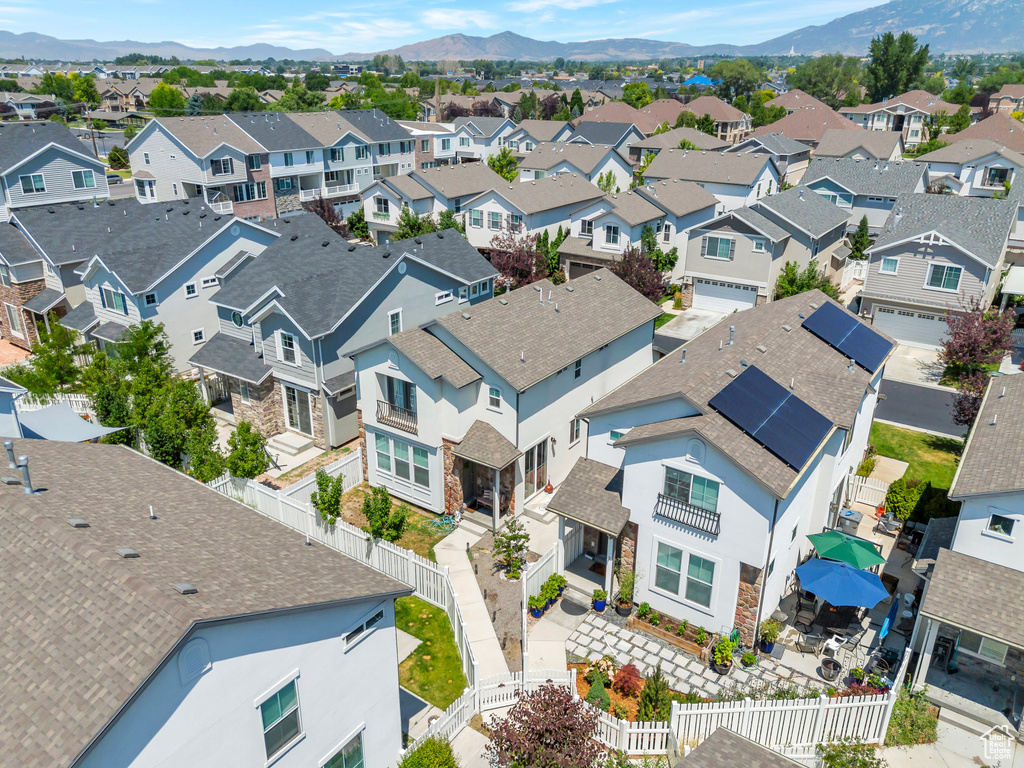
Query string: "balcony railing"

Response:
xmin=377 ymin=399 xmax=417 ymax=434
xmin=206 ymin=200 xmax=233 ymax=214
xmin=325 ymin=183 xmax=359 ymax=197
xmin=299 ymin=188 xmax=319 ymax=201
xmin=654 ymin=493 xmax=721 ymax=536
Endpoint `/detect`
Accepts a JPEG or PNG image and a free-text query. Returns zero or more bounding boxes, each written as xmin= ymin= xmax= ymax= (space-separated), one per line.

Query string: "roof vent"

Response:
xmin=117 ymin=547 xmax=139 ymax=558
xmin=726 ymin=368 xmax=738 ymax=378
xmin=68 ymin=518 xmax=89 ymax=528
xmin=414 ymin=237 xmax=422 ymax=244
xmin=594 ymin=273 xmax=602 ymax=281
xmin=348 ymin=245 xmax=357 ymax=252
xmin=809 ymin=302 xmax=818 ymax=309
xmin=756 ymin=344 xmax=767 ymax=353
xmin=174 ymin=582 xmax=198 ymax=595
xmin=461 ymin=312 xmax=471 ymax=320
xmin=797 ymin=313 xmax=805 ymax=320
xmin=782 ymin=324 xmax=792 ymax=332
xmin=498 ymin=297 xmax=508 ymax=305
xmin=322 ymin=241 xmax=329 ymax=247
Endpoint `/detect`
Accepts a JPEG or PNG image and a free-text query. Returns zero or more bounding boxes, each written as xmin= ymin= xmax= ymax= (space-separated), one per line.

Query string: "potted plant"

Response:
xmin=850 ymin=666 xmax=865 ymax=685
xmin=541 ymin=582 xmax=558 ymax=609
xmin=593 ymin=588 xmax=607 ymax=612
xmin=758 ymin=618 xmax=781 ymax=654
xmin=821 ymin=657 xmax=842 ymax=682
xmin=741 ymin=652 xmax=757 ymax=668
xmin=712 ymin=637 xmax=735 ymax=675
xmin=549 ymin=573 xmax=567 ymax=596
xmin=528 ymin=594 xmax=545 ymax=618
xmin=615 ymin=565 xmax=637 ymax=617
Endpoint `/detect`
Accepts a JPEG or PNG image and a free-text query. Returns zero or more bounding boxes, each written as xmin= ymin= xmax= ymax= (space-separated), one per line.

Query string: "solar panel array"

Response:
xmin=801 ymin=302 xmax=893 ymax=373
xmin=708 ymin=365 xmax=833 ymax=469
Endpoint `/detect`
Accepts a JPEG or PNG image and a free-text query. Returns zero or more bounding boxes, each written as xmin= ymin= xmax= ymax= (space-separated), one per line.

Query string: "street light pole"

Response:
xmin=87 ymin=105 xmax=99 ymax=158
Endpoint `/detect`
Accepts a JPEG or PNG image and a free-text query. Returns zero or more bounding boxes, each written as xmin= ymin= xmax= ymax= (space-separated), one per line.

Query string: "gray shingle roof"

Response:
xmin=334 ymin=109 xmax=414 ymax=143
xmin=547 ymin=457 xmax=629 ymax=536
xmin=486 ymin=173 xmax=604 ymax=216
xmin=0 ymin=121 xmax=97 ymax=173
xmin=644 ymin=149 xmax=775 ymax=187
xmin=21 ymin=287 xmax=63 ymax=314
xmin=0 ymin=439 xmax=409 ymax=768
xmin=916 ymin=516 xmax=957 ymax=565
xmin=410 ymin=163 xmax=507 ymax=201
xmin=389 ymin=327 xmax=481 ymax=389
xmin=950 ymin=374 xmax=1024 ymax=498
xmin=729 ymin=207 xmax=790 ymax=242
xmin=920 ymin=548 xmax=1024 ymax=649
xmin=568 ymin=121 xmax=636 ymax=146
xmin=632 ymin=127 xmax=729 ymax=152
xmin=213 ymin=221 xmax=496 ymax=339
xmin=59 ymin=300 xmax=97 ymax=333
xmin=915 ymin=138 xmax=1024 ymax=167
xmin=452 ymin=420 xmax=522 ymax=470
xmin=452 ymin=116 xmax=509 ymax=138
xmin=682 ymin=728 xmax=804 ymax=768
xmin=0 ymin=223 xmax=42 ymax=266
xmin=582 ymin=291 xmax=892 ymax=498
xmin=731 ymin=132 xmax=811 ymax=157
xmin=436 ymin=269 xmax=661 ymax=393
xmin=814 ymin=129 xmax=903 ymax=160
xmin=753 ymin=187 xmax=851 ymax=239
xmin=868 ymin=193 xmax=1016 ymax=269
xmin=518 ymin=142 xmax=621 ymax=175
xmin=188 ymin=331 xmax=273 ymax=384
xmin=226 ymin=111 xmax=319 ymax=151
xmin=508 ymin=120 xmax=572 ymax=143
xmin=634 ymin=179 xmax=720 ymax=218
xmin=92 ymin=319 xmax=128 ymax=342
xmin=801 ymin=157 xmax=927 ymax=197
xmin=322 ymin=370 xmax=355 ymax=395
xmin=149 ymin=115 xmax=265 ymax=157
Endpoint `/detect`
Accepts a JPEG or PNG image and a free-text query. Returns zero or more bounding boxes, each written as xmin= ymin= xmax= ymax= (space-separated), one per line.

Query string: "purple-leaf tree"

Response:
xmin=940 ymin=295 xmax=1015 ymax=376
xmin=442 ymin=102 xmax=471 ymax=121
xmin=952 ymin=371 xmax=988 ymax=427
xmin=490 ymin=230 xmax=547 ymax=288
xmin=487 ymin=684 xmax=600 ymax=768
xmin=612 ymin=246 xmax=665 ymax=302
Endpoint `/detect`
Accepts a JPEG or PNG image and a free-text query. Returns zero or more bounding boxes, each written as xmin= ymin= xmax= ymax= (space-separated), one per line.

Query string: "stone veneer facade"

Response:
xmin=442 ymin=437 xmax=464 ymax=515
xmin=0 ymin=277 xmax=47 ymax=350
xmin=734 ymin=562 xmax=763 ymax=646
xmin=356 ymin=408 xmax=368 ymax=478
xmin=228 ymin=376 xmax=284 ymax=437
xmin=619 ymin=522 xmax=639 ymax=576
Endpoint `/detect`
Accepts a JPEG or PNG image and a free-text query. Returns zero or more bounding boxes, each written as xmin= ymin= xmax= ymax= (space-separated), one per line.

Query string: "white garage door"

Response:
xmin=692 ymin=278 xmax=758 ymax=313
xmin=873 ymin=306 xmax=948 ymax=349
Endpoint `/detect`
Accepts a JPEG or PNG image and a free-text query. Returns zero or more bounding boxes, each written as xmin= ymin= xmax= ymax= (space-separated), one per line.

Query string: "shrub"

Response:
xmin=855 ymin=455 xmax=876 ymax=477
xmin=885 ymin=687 xmax=937 ymax=746
xmin=649 ymin=613 xmax=660 ymax=626
xmin=612 ymin=663 xmax=645 ymax=698
xmin=488 ymin=684 xmax=600 ymax=768
xmin=673 ymin=291 xmax=682 ymax=310
xmin=677 ymin=621 xmax=688 ymax=637
xmin=637 ymin=602 xmax=651 ymax=619
xmin=884 ymin=478 xmax=914 ymax=521
xmin=713 ymin=638 xmax=735 ymax=667
xmin=585 ymin=675 xmax=611 ymax=711
xmin=362 ymin=485 xmax=409 ymax=542
xmin=818 ymin=739 xmax=888 ymax=768
xmin=310 ymin=468 xmax=344 ymax=525
xmin=637 ymin=663 xmax=672 ymax=722
xmin=616 ymin=564 xmax=638 ymax=603
xmin=225 ymin=420 xmax=269 ymax=479
xmin=611 ymin=701 xmax=629 ymax=719
xmin=493 ymin=516 xmax=530 ymax=572
xmin=664 ymin=623 xmax=674 ymax=634
xmin=399 ymin=736 xmax=459 ymax=768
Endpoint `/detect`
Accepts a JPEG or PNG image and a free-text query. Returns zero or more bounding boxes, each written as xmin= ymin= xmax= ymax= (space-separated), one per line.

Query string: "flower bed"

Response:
xmin=627 ymin=611 xmax=715 ymax=663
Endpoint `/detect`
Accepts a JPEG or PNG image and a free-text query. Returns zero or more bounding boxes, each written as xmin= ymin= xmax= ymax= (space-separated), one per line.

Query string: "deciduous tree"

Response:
xmin=393 ymin=205 xmax=436 ymax=240
xmin=787 ymin=53 xmax=862 ymax=109
xmin=940 ymin=295 xmax=1014 ymax=375
xmin=613 ymin=246 xmax=664 ymax=302
xmin=362 ymin=485 xmax=408 ymax=542
xmin=346 ymin=205 xmax=371 ymax=241
xmin=490 ymin=230 xmax=546 ymax=288
xmin=695 ymin=113 xmax=717 ymax=136
xmin=488 ymin=146 xmax=520 ymax=182
xmin=487 ymin=684 xmax=600 ymax=768
xmin=226 ymin=421 xmax=270 ymax=479
xmin=224 ymin=87 xmax=263 ymax=112
xmin=148 ymin=82 xmax=185 ymax=116
xmin=311 ymin=468 xmax=344 ymax=525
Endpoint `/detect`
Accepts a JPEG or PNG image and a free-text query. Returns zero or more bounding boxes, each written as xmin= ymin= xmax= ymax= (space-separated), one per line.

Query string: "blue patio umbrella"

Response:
xmin=879 ymin=593 xmax=900 ymax=640
xmin=795 ymin=558 xmax=890 ymax=609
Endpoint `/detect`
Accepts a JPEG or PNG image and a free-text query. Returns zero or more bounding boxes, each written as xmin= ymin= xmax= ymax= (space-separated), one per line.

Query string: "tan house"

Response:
xmin=678 ymin=96 xmax=751 ymax=144
xmin=988 ymin=84 xmax=1024 ymax=115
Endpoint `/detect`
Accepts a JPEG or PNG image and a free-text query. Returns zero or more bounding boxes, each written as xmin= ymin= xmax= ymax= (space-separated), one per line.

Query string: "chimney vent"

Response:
xmin=728 ymin=325 xmax=734 ymax=345
xmin=4 ymin=440 xmax=15 ymax=469
xmin=68 ymin=518 xmax=89 ymax=528
xmin=680 ymin=349 xmax=686 ymax=363
xmin=17 ymin=455 xmax=33 ymax=494
xmin=116 ymin=547 xmax=139 ymax=558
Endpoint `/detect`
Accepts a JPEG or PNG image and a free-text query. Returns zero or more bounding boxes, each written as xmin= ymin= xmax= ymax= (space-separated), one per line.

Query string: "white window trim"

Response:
xmin=192 ymin=328 xmax=205 ymax=345
xmin=344 ymin=604 xmax=386 ymax=651
xmin=458 ymin=286 xmax=469 ymax=303
xmin=435 ymin=290 xmax=453 ymax=305
xmin=4 ymin=302 xmax=24 ymax=338
xmin=982 ymin=508 xmax=1016 ymax=542
xmin=570 ymin=417 xmax=581 ymax=445
xmin=72 ymin=169 xmax=96 ymax=189
xmin=19 ymin=173 xmax=45 ymax=194
xmin=608 ymin=428 xmax=628 ymax=445
xmin=487 ymin=385 xmax=502 ymax=411
xmin=879 ymin=257 xmax=899 ymax=275
xmin=923 ymin=263 xmax=962 ymax=293
xmin=184 ymin=282 xmax=198 ymax=298
xmin=277 ymin=331 xmax=300 ymax=366
xmin=750 ymin=238 xmax=765 ymax=253
xmin=648 ymin=535 xmax=719 ymax=616
xmin=281 ymin=383 xmax=313 ymax=435
xmin=388 ymin=308 xmax=402 ymax=336
xmin=201 ymin=276 xmax=218 ymax=288
xmin=254 ymin=670 xmax=305 ymax=766
xmin=240 ymin=380 xmax=251 ymax=404
xmin=318 ymin=724 xmax=367 ymax=768
xmin=704 ymin=235 xmax=733 ymax=261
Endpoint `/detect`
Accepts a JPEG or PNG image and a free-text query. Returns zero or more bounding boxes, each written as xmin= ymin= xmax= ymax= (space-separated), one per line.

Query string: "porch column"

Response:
xmin=557 ymin=516 xmax=566 ymax=574
xmin=604 ymin=534 xmax=614 ymax=597
xmin=198 ymin=368 xmax=209 ymax=403
xmin=911 ymin=618 xmax=939 ymax=691
xmin=492 ymin=467 xmax=501 ymax=533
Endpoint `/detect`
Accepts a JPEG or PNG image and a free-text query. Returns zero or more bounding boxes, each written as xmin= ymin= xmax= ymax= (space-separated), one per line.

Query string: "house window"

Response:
xmin=655 ymin=542 xmax=683 ymax=594
xmin=703 ymin=236 xmax=733 ymax=260
xmin=143 ymin=152 xmax=151 ymax=164
xmin=330 ymin=148 xmax=344 ymax=163
xmin=441 ymin=138 xmax=451 ymax=151
xmin=686 ymin=554 xmax=715 ymax=607
xmin=388 ymin=309 xmax=402 ymax=336
xmin=279 ymin=332 xmax=297 ymax=364
xmin=376 ymin=433 xmax=391 ymax=471
xmin=248 ymin=155 xmax=262 ymax=170
xmin=283 ymin=152 xmax=294 ymax=167
xmin=72 ymin=170 xmax=96 ymax=189
xmin=570 ymin=417 xmax=581 ymax=443
xmin=609 ymin=430 xmax=625 ymax=443
xmin=101 ymin=287 xmax=129 ymax=315
xmin=489 ymin=211 xmax=502 ymax=230
xmin=239 ymin=381 xmax=250 ymax=403
xmin=378 ymin=143 xmax=391 ymax=156
xmin=459 ymin=286 xmax=468 ymax=302
xmin=201 ymin=276 xmax=218 ymax=288
xmin=355 ymin=145 xmax=369 ymax=160
xmin=421 ymin=139 xmax=430 ymax=152
xmin=574 ymin=359 xmax=582 ymax=379
xmin=192 ymin=328 xmax=205 ymax=344
xmin=210 ymin=158 xmax=233 ymax=175
xmin=459 ymin=136 xmax=470 ymax=147
xmin=0 ymin=266 xmax=10 ymax=288
xmin=400 ymin=141 xmax=412 ymax=154
xmin=346 ymin=609 xmax=385 ymax=647
xmin=507 ymin=213 xmax=522 ymax=231
xmin=452 ymin=198 xmax=462 ymax=214
xmin=232 ymin=311 xmax=244 ymax=327
xmin=959 ymin=630 xmax=1009 ymax=664
xmin=663 ymin=466 xmax=719 ymax=514
xmin=144 ymin=292 xmax=157 ymax=306
xmin=767 ymin=559 xmax=775 ymax=579
xmin=324 ymin=732 xmax=364 ymax=768
xmin=524 ymin=141 xmax=534 ymax=152
xmin=259 ymin=679 xmax=301 ymax=759
xmin=233 ymin=182 xmax=267 ymax=202
xmin=488 ymin=386 xmax=501 ymax=409
xmin=413 ymin=446 xmax=429 ymax=486
xmin=580 ymin=219 xmax=593 ymax=237
xmin=275 ymin=178 xmax=293 ymax=191
xmin=751 ymin=238 xmax=765 ymax=253
xmin=470 ymin=210 xmax=483 ymax=228
xmin=880 ymin=257 xmax=899 ymax=274
xmin=435 ymin=290 xmax=453 ymax=305
xmin=184 ymin=282 xmax=198 ymax=298
xmin=791 ymin=524 xmax=798 ymax=542
xmin=19 ymin=174 xmax=45 ymax=194
xmin=605 ymin=225 xmax=619 ymax=246
xmin=479 ymin=279 xmax=490 ymax=294
xmin=926 ymin=264 xmax=962 ymax=292
xmin=305 ymin=150 xmax=315 ymax=165
xmin=4 ymin=303 xmax=23 ymax=337
xmin=375 ymin=197 xmax=390 ymax=216
xmin=173 ymin=183 xmax=178 ymax=196
xmin=394 ymin=440 xmax=411 ymax=479
xmin=988 ymin=512 xmax=1015 ymax=537
xmin=663 ymin=223 xmax=672 ymax=243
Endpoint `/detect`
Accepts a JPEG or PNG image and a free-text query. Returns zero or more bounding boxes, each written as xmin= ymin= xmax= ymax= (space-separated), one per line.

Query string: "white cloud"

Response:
xmin=420 ymin=8 xmax=497 ymax=28
xmin=515 ymin=0 xmax=617 ymax=13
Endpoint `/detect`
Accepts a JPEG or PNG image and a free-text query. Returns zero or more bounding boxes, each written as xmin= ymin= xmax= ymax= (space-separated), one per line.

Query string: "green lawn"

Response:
xmin=869 ymin=423 xmax=962 ymax=490
xmin=938 ymin=361 xmax=1000 ymax=388
xmin=655 ymin=312 xmax=675 ymax=330
xmin=395 ymin=596 xmax=468 ymax=709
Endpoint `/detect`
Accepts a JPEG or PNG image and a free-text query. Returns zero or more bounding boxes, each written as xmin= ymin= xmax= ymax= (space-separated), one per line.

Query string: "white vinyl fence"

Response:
xmin=850 ymin=475 xmax=889 ymax=509
xmin=524 ymin=543 xmax=559 ymax=603
xmin=14 ymin=391 xmax=93 ymax=415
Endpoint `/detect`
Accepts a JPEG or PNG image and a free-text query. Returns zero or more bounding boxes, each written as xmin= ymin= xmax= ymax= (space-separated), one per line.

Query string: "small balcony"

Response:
xmin=325 ymin=182 xmax=359 ymax=197
xmin=377 ymin=399 xmax=417 ymax=434
xmin=299 ymin=188 xmax=320 ymax=202
xmin=653 ymin=493 xmax=720 ymax=536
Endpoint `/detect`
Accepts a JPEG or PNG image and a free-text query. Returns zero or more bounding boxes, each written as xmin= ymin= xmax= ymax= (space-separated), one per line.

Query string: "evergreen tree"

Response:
xmin=695 ymin=113 xmax=717 ymax=136
xmin=226 ymin=421 xmax=270 ymax=478
xmin=637 ymin=663 xmax=672 ymax=722
xmin=864 ymin=31 xmax=930 ymax=102
xmin=849 ymin=216 xmax=871 ymax=259
xmin=488 ymin=146 xmax=520 ymax=182
xmin=185 ymin=92 xmax=204 ymax=116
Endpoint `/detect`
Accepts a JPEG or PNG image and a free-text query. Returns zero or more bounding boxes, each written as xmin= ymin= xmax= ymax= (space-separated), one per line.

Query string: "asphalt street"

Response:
xmin=875 ymin=379 xmax=963 ymax=438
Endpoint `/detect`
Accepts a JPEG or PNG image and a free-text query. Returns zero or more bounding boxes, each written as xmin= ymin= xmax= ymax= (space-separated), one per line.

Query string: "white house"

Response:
xmin=449 ymin=116 xmax=517 ymax=161
xmin=553 ymin=292 xmax=893 ymax=643
xmin=1 ymin=438 xmax=411 ymax=768
xmin=643 ymin=150 xmax=780 ymax=211
xmin=839 ymin=90 xmax=967 ymax=149
xmin=351 ymin=269 xmax=662 ymax=528
xmin=914 ymin=139 xmax=1023 ymax=197
xmin=518 ymin=142 xmax=634 ymax=194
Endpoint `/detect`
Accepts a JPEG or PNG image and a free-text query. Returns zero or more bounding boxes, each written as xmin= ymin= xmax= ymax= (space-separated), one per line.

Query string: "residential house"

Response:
xmin=352 ymin=269 xmax=661 ymax=529
xmin=800 ymin=157 xmax=929 ymax=230
xmin=560 ymin=182 xmax=719 ymax=281
xmin=813 ymin=129 xmax=904 ymax=162
xmin=749 ymin=107 xmax=862 ymax=149
xmin=643 ymin=149 xmax=781 ymax=211
xmin=0 ymin=438 xmax=410 ymax=768
xmin=556 ymin=290 xmax=891 ymax=642
xmin=629 ymin=127 xmax=729 ymax=167
xmin=462 ymin=173 xmax=604 ymax=251
xmin=362 ymin=163 xmax=506 ymax=243
xmin=859 ymin=194 xmax=1018 ymax=347
xmin=765 ymin=88 xmax=831 ymax=114
xmin=1 ymin=122 xmax=109 ymax=222
xmin=679 ymin=187 xmax=849 ymax=311
xmin=987 ymin=83 xmax=1024 ymax=115
xmin=915 ymin=139 xmax=1024 ymax=197
xmin=0 ymin=91 xmax=57 ymax=120
xmin=518 ymin=142 xmax=634 ymax=193
xmin=725 ymin=133 xmax=812 ymax=185
xmin=490 ymin=88 xmax=563 ymax=120
xmin=449 ymin=116 xmax=516 ymax=161
xmin=505 ymin=120 xmax=574 ymax=154
xmin=567 ymin=121 xmax=645 ymax=154
xmin=943 ymin=112 xmax=1024 ymax=154
xmin=839 ymin=90 xmax=965 ymax=149
xmin=573 ymin=101 xmax=645 ymax=130
xmin=634 ymin=99 xmax=688 ymax=133
xmin=397 ymin=121 xmax=456 ymax=169
xmin=677 ymin=96 xmax=751 ymax=144
xmin=196 ymin=220 xmax=496 ymax=452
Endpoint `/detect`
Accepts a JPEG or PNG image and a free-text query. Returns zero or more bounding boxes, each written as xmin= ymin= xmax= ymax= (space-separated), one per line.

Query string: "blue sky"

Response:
xmin=2 ymin=0 xmax=886 ymax=53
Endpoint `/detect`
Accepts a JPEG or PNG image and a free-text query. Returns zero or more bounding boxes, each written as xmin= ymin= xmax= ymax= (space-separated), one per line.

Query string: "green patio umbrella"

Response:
xmin=807 ymin=530 xmax=886 ymax=570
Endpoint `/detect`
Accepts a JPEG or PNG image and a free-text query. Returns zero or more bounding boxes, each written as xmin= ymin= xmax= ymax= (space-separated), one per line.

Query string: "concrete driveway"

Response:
xmin=883 ymin=344 xmax=950 ymax=389
xmin=658 ymin=307 xmax=727 ymax=341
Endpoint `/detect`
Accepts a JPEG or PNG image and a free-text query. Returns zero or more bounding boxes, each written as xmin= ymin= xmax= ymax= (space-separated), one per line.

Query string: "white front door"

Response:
xmin=872 ymin=306 xmax=947 ymax=349
xmin=692 ymin=278 xmax=758 ymax=313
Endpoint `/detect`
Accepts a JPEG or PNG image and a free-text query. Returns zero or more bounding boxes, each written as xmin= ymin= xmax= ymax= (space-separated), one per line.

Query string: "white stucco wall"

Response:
xmin=951 ymin=491 xmax=1024 ymax=571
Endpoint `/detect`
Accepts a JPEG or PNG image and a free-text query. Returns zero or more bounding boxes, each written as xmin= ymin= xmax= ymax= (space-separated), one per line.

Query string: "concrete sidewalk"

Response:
xmin=527 ymin=597 xmax=589 ymax=672
xmin=435 ymin=527 xmax=510 ymax=678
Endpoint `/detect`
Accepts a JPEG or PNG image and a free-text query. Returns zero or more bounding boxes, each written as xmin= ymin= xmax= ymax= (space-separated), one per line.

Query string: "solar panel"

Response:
xmin=710 ymin=365 xmax=833 ymax=469
xmin=801 ymin=302 xmax=893 ymax=373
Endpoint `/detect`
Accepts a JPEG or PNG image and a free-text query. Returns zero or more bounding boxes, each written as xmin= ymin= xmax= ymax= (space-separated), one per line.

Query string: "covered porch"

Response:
xmin=913 ymin=548 xmax=1024 ymax=734
xmin=452 ymin=420 xmax=519 ymax=533
xmin=547 ymin=457 xmax=628 ymax=600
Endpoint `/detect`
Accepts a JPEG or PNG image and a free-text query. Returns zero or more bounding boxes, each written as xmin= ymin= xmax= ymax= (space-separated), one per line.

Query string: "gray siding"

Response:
xmin=685 ymin=219 xmax=775 ymax=284
xmin=865 ymin=242 xmax=991 ymax=307
xmin=260 ymin=313 xmax=317 ymax=384
xmin=3 ymin=146 xmax=109 ymax=209
xmin=128 ymin=123 xmax=203 ymax=202
xmin=217 ymin=306 xmax=254 ymax=340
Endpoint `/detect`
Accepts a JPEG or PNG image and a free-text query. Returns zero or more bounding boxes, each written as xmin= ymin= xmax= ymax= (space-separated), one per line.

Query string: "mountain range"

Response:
xmin=0 ymin=0 xmax=1021 ymax=63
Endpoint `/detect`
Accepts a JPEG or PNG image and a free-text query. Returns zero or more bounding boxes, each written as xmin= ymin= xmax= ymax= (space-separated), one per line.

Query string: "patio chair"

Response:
xmin=875 ymin=513 xmax=901 ymax=536
xmin=793 ymin=605 xmax=816 ymax=632
xmin=796 ymin=632 xmax=824 ymax=656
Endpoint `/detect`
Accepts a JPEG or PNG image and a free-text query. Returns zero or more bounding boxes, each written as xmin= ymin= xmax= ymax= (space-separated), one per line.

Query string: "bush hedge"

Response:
xmin=399 ymin=736 xmax=459 ymax=768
